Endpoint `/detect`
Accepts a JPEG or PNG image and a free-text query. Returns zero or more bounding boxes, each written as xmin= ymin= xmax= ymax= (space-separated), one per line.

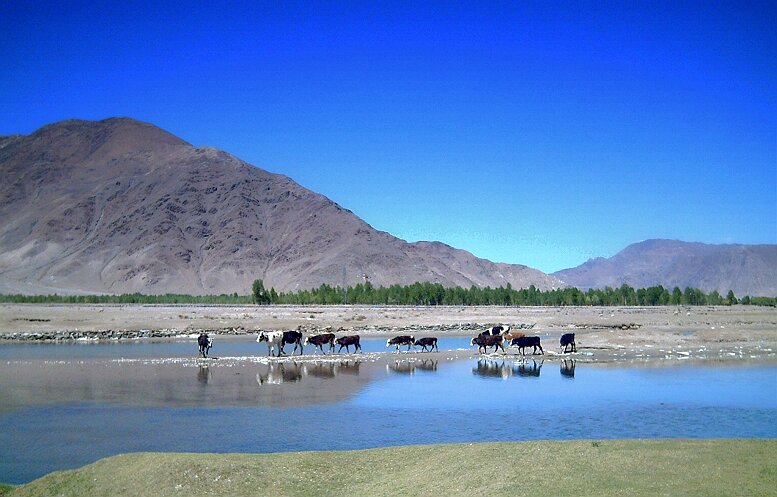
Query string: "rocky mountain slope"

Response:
xmin=553 ymin=239 xmax=777 ymax=297
xmin=0 ymin=118 xmax=562 ymax=295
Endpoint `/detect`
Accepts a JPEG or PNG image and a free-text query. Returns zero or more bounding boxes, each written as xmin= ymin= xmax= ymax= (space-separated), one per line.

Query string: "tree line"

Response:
xmin=250 ymin=280 xmax=774 ymax=307
xmin=1 ymin=281 xmax=774 ymax=307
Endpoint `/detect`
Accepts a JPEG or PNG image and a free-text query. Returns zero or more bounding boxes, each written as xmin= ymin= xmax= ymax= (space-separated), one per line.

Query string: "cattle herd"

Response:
xmin=202 ymin=326 xmax=577 ymax=358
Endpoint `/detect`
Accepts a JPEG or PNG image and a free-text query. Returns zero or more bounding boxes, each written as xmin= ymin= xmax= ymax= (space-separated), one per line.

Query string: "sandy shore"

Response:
xmin=1 ymin=304 xmax=776 ymax=364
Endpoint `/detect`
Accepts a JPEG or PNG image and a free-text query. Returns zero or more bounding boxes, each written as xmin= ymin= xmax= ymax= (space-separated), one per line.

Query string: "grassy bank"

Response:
xmin=5 ymin=439 xmax=777 ymax=496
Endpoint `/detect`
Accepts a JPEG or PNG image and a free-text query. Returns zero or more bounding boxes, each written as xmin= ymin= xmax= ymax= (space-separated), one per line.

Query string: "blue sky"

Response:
xmin=2 ymin=1 xmax=775 ymax=273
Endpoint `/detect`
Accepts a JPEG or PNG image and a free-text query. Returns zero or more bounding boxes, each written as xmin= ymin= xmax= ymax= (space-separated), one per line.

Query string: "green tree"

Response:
xmin=726 ymin=290 xmax=738 ymax=305
xmin=252 ymin=279 xmax=270 ymax=305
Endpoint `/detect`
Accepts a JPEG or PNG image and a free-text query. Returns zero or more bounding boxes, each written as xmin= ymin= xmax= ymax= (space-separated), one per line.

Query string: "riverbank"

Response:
xmin=2 ymin=304 xmax=775 ymax=364
xmin=3 ymin=439 xmax=776 ymax=496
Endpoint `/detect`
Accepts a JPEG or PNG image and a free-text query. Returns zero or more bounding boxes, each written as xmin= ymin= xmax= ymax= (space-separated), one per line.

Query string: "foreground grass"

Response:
xmin=6 ymin=439 xmax=777 ymax=497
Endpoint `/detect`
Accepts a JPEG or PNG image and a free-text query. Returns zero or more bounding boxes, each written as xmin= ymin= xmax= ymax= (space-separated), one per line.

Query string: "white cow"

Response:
xmin=256 ymin=331 xmax=285 ymax=357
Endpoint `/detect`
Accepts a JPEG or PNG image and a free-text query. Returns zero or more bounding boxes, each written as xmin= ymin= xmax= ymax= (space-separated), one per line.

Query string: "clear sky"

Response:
xmin=2 ymin=1 xmax=775 ymax=273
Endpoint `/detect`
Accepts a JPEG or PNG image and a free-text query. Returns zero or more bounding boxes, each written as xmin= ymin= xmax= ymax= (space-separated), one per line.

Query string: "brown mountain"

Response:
xmin=553 ymin=239 xmax=777 ymax=297
xmin=0 ymin=117 xmax=562 ymax=295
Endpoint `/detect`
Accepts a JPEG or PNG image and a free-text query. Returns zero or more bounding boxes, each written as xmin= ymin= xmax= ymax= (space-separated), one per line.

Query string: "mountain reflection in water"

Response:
xmin=0 ymin=358 xmax=387 ymax=409
xmin=1 ymin=351 xmax=776 ymax=486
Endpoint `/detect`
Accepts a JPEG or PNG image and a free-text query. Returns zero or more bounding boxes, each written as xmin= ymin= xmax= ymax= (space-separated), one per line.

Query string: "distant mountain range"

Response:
xmin=1 ymin=118 xmax=773 ymax=297
xmin=553 ymin=239 xmax=777 ymax=297
xmin=0 ymin=118 xmax=561 ymax=295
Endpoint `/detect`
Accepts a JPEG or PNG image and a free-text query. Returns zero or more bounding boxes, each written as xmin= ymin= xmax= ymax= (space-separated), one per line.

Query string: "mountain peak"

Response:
xmin=0 ymin=117 xmax=562 ymax=295
xmin=29 ymin=117 xmax=190 ymax=156
xmin=554 ymin=240 xmax=777 ymax=296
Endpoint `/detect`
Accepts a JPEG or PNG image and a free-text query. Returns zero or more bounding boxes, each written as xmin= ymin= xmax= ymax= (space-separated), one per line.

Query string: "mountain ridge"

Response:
xmin=553 ymin=239 xmax=777 ymax=297
xmin=0 ymin=117 xmax=562 ymax=295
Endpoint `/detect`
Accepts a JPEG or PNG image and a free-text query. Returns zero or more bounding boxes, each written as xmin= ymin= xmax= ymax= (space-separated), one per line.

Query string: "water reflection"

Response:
xmin=255 ymin=362 xmax=304 ymax=385
xmin=515 ymin=359 xmax=542 ymax=378
xmin=561 ymin=359 xmax=576 ymax=379
xmin=388 ymin=359 xmax=439 ymax=375
xmin=303 ymin=362 xmax=336 ymax=379
xmin=472 ymin=358 xmax=512 ymax=379
xmin=252 ymin=361 xmax=367 ymax=386
xmin=472 ymin=358 xmax=544 ymax=379
xmin=0 ymin=358 xmax=384 ymax=409
xmin=336 ymin=360 xmax=361 ymax=376
xmin=197 ymin=365 xmax=212 ymax=384
xmin=416 ymin=359 xmax=438 ymax=372
xmin=389 ymin=360 xmax=415 ymax=375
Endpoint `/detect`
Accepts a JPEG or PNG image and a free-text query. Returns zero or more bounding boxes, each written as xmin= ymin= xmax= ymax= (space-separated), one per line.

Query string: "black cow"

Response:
xmin=512 ymin=336 xmax=544 ymax=355
xmin=387 ymin=335 xmax=415 ymax=352
xmin=281 ymin=330 xmax=304 ymax=355
xmin=414 ymin=337 xmax=439 ymax=352
xmin=197 ymin=333 xmax=212 ymax=358
xmin=560 ymin=333 xmax=577 ymax=353
xmin=471 ymin=334 xmax=505 ymax=354
xmin=305 ymin=333 xmax=336 ymax=354
xmin=336 ymin=335 xmax=362 ymax=353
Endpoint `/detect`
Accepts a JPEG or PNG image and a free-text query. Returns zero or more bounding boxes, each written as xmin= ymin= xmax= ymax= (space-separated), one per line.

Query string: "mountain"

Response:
xmin=553 ymin=239 xmax=777 ymax=297
xmin=0 ymin=117 xmax=562 ymax=295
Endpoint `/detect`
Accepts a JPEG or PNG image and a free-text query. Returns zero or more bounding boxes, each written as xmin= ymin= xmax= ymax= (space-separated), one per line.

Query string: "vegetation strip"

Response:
xmin=3 ymin=439 xmax=776 ymax=496
xmin=2 ymin=280 xmax=774 ymax=306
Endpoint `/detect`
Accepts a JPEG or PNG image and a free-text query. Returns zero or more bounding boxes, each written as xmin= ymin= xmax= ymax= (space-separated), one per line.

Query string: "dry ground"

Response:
xmin=2 ymin=304 xmax=776 ymax=363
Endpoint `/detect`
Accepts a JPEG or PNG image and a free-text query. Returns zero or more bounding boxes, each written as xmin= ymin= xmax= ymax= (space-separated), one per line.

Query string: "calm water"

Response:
xmin=1 ymin=338 xmax=776 ymax=484
xmin=0 ymin=335 xmax=474 ymax=360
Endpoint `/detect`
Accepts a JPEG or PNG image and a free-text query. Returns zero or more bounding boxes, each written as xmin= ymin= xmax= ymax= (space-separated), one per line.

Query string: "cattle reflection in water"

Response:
xmin=197 ymin=365 xmax=212 ymax=384
xmin=560 ymin=359 xmax=576 ymax=379
xmin=336 ymin=361 xmax=361 ymax=376
xmin=255 ymin=361 xmax=363 ymax=386
xmin=514 ymin=359 xmax=542 ymax=378
xmin=255 ymin=362 xmax=304 ymax=386
xmin=472 ymin=358 xmax=543 ymax=379
xmin=303 ymin=362 xmax=336 ymax=379
xmin=388 ymin=359 xmax=438 ymax=376
xmin=472 ymin=358 xmax=512 ymax=379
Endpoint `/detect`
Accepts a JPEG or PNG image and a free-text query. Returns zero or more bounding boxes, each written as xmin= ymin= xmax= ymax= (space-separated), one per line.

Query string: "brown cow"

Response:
xmin=335 ymin=335 xmax=362 ymax=353
xmin=471 ymin=334 xmax=505 ymax=354
xmin=305 ymin=333 xmax=336 ymax=354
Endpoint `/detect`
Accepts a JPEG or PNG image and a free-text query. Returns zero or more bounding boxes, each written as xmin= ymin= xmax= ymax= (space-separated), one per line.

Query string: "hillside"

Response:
xmin=0 ymin=118 xmax=562 ymax=295
xmin=554 ymin=239 xmax=777 ymax=297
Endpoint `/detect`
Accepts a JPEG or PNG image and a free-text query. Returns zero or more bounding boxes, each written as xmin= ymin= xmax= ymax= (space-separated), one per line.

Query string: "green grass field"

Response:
xmin=4 ymin=439 xmax=776 ymax=496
